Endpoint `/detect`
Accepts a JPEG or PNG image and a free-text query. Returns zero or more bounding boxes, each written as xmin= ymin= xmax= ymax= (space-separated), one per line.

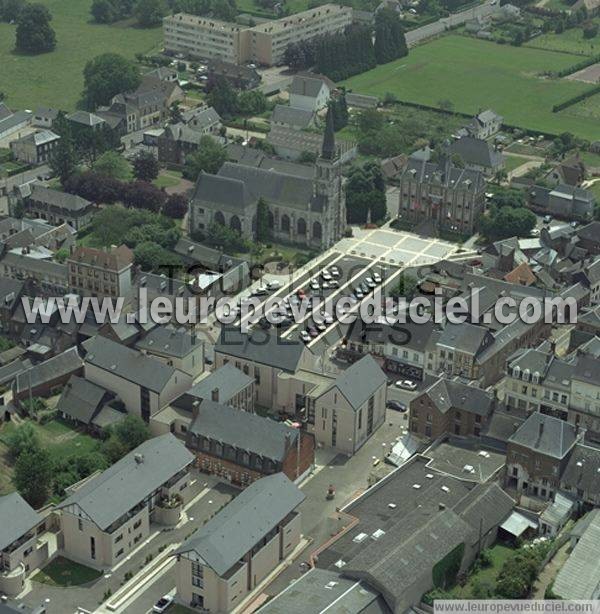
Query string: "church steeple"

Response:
xmin=321 ymin=105 xmax=335 ymax=161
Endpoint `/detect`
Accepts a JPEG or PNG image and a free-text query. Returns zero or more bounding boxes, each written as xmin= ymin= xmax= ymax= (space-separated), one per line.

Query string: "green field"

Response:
xmin=526 ymin=21 xmax=600 ymax=56
xmin=342 ymin=35 xmax=600 ymax=139
xmin=504 ymin=154 xmax=528 ymax=173
xmin=0 ymin=0 xmax=162 ymax=111
xmin=563 ymin=93 xmax=600 ymax=122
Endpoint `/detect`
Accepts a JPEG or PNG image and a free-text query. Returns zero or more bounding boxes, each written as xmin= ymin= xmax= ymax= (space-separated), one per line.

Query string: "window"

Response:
xmin=116 ymin=548 xmax=124 ymax=558
xmin=78 ymin=519 xmax=83 ymax=531
xmin=115 ymin=534 xmax=123 ymax=543
xmin=192 ymin=562 xmax=204 ymax=588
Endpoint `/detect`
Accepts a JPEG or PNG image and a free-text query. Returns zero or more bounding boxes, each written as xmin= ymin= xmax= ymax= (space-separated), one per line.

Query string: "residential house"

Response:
xmin=12 ymin=346 xmax=84 ymax=403
xmin=206 ymin=59 xmax=261 ymax=90
xmin=288 ymin=75 xmax=332 ymax=112
xmin=409 ymin=377 xmax=496 ymax=440
xmin=158 ymin=122 xmax=218 ymax=166
xmin=546 ymin=155 xmax=586 ymax=187
xmin=57 ymin=434 xmax=194 ymax=569
xmin=174 ymin=473 xmax=305 ymax=612
xmin=306 ymin=355 xmax=387 ymax=455
xmin=67 ymin=245 xmax=134 ymax=300
xmin=0 ymin=247 xmax=69 ymax=295
xmin=134 ymin=325 xmax=204 ymax=377
xmin=0 ymin=493 xmax=49 ymax=596
xmin=182 ymin=106 xmax=222 ymax=134
xmin=449 ymin=136 xmax=504 ymax=177
xmin=560 ymin=444 xmax=600 ymax=507
xmin=0 ymin=108 xmax=32 ymax=141
xmin=271 ymin=105 xmax=316 ymax=131
xmin=505 ymin=412 xmax=581 ymax=501
xmin=82 ymin=335 xmax=193 ymax=422
xmin=572 ymin=257 xmax=600 ymax=304
xmin=55 ymin=374 xmax=125 ymax=433
xmin=528 ymin=184 xmax=595 ymax=221
xmin=10 ymin=130 xmax=60 ymax=166
xmin=32 ymin=107 xmax=59 ymax=129
xmin=462 ymin=109 xmax=503 ymax=140
xmin=19 ymin=184 xmax=95 ymax=231
xmin=185 ymin=400 xmax=315 ymax=485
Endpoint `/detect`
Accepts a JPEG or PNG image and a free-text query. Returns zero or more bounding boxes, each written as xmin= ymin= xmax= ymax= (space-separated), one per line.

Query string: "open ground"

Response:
xmin=342 ymin=35 xmax=600 ymax=139
xmin=0 ymin=0 xmax=162 ymax=111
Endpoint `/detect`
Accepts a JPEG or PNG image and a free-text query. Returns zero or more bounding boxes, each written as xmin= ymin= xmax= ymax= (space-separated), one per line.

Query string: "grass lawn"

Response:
xmin=33 ymin=556 xmax=102 ymax=587
xmin=562 ymin=92 xmax=600 ymax=122
xmin=525 ymin=20 xmax=600 ymax=57
xmin=589 ymin=180 xmax=600 ymax=201
xmin=170 ymin=605 xmax=197 ymax=614
xmin=0 ymin=0 xmax=162 ymax=111
xmin=153 ymin=171 xmax=182 ymax=189
xmin=578 ymin=149 xmax=600 ymax=168
xmin=0 ymin=417 xmax=101 ymax=465
xmin=504 ymin=154 xmax=528 ymax=173
xmin=342 ymin=35 xmax=600 ymax=139
xmin=449 ymin=543 xmax=515 ymax=598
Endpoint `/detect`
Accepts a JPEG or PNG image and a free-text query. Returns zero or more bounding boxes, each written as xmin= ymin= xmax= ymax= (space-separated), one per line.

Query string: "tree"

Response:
xmin=237 ymin=90 xmax=267 ymax=116
xmin=82 ymin=53 xmax=140 ymax=109
xmin=212 ymin=0 xmax=236 ymax=21
xmin=204 ymin=222 xmax=250 ymax=252
xmin=111 ymin=415 xmax=150 ymax=451
xmin=583 ymin=23 xmax=598 ymax=39
xmin=0 ymin=0 xmax=25 ymax=22
xmin=122 ymin=180 xmax=166 ymax=212
xmin=134 ymin=240 xmax=181 ymax=271
xmin=163 ymin=193 xmax=188 ymax=219
xmin=91 ymin=0 xmax=118 ymax=23
xmin=481 ymin=205 xmax=536 ymax=239
xmin=256 ymin=198 xmax=270 ymax=243
xmin=65 ymin=170 xmax=123 ymax=204
xmin=345 ymin=163 xmax=387 ymax=224
xmin=133 ymin=150 xmax=159 ymax=182
xmin=358 ymin=108 xmax=384 ymax=134
xmin=374 ymin=7 xmax=408 ymax=65
xmin=13 ymin=445 xmax=53 ymax=508
xmin=93 ymin=150 xmax=132 ymax=180
xmin=6 ymin=422 xmax=39 ymax=461
xmin=206 ymin=76 xmax=238 ymax=117
xmin=15 ymin=3 xmax=56 ymax=54
xmin=135 ymin=0 xmax=167 ymax=27
xmin=49 ymin=112 xmax=78 ymax=185
xmin=184 ymin=136 xmax=227 ymax=179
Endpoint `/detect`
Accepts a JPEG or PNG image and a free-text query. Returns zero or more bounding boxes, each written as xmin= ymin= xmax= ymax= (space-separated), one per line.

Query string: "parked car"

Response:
xmin=365 ymin=278 xmax=376 ymax=289
xmin=395 ymin=379 xmax=417 ymax=391
xmin=543 ymin=215 xmax=552 ymax=224
xmin=267 ymin=280 xmax=282 ymax=290
xmin=329 ymin=280 xmax=340 ymax=288
xmin=315 ymin=322 xmax=327 ymax=332
xmin=387 ymin=400 xmax=407 ymax=412
xmin=252 ymin=286 xmax=268 ymax=297
xmin=354 ymin=289 xmax=364 ymax=300
xmin=321 ymin=270 xmax=332 ymax=281
xmin=153 ymin=595 xmax=174 ymax=613
xmin=373 ymin=272 xmax=382 ymax=284
xmin=330 ymin=266 xmax=340 ymax=278
xmin=310 ymin=280 xmax=320 ymax=291
xmin=300 ymin=331 xmax=311 ymax=343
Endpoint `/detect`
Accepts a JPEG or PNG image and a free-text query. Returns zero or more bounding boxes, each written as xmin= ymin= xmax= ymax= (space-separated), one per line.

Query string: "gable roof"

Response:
xmin=189 ymin=399 xmax=298 ymax=461
xmin=423 ymin=377 xmax=494 ymax=416
xmin=56 ymin=375 xmax=112 ymax=425
xmin=186 ymin=363 xmax=253 ymax=403
xmin=57 ymin=434 xmax=193 ymax=530
xmin=271 ymin=104 xmax=314 ymax=129
xmin=215 ymin=327 xmax=307 ymax=372
xmin=29 ymin=184 xmax=92 ymax=211
xmin=321 ymin=355 xmax=387 ymax=410
xmin=177 ymin=473 xmax=304 ymax=576
xmin=134 ymin=325 xmax=199 ymax=359
xmin=68 ymin=244 xmax=133 ymax=271
xmin=289 ymin=75 xmax=329 ymax=98
xmin=509 ymin=412 xmax=578 ymax=459
xmin=82 ymin=335 xmax=181 ymax=393
xmin=14 ymin=346 xmax=83 ymax=393
xmin=450 ymin=136 xmax=503 ymax=169
xmin=0 ymin=493 xmax=41 ymax=551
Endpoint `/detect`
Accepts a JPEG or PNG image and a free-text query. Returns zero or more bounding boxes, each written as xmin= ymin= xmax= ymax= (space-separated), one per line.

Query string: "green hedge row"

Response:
xmin=552 ymin=84 xmax=600 ymax=113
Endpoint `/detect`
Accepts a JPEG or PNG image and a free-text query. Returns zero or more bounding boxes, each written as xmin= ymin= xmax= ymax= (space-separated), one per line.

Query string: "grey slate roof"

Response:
xmin=271 ymin=104 xmax=314 ymax=129
xmin=66 ymin=110 xmax=105 ymax=127
xmin=437 ymin=322 xmax=490 ymax=355
xmin=82 ymin=335 xmax=180 ymax=393
xmin=13 ymin=129 xmax=59 ymax=146
xmin=424 ymin=377 xmax=494 ymax=416
xmin=135 ymin=325 xmax=199 ymax=359
xmin=29 ymin=184 xmax=92 ymax=211
xmin=189 ymin=400 xmax=298 ymax=461
xmin=320 ymin=355 xmax=386 ymax=410
xmin=181 ymin=105 xmax=221 ymax=129
xmin=0 ymin=492 xmax=41 ymax=551
xmin=57 ymin=434 xmax=193 ymax=530
xmin=572 ymin=354 xmax=600 ymax=386
xmin=187 ymin=363 xmax=253 ymax=403
xmin=177 ymin=473 xmax=304 ymax=576
xmin=56 ymin=375 xmax=111 ymax=425
xmin=289 ymin=75 xmax=328 ymax=98
xmin=0 ymin=110 xmax=32 ymax=135
xmin=215 ymin=327 xmax=307 ymax=372
xmin=554 ymin=507 xmax=600 ymax=599
xmin=509 ymin=412 xmax=578 ymax=459
xmin=14 ymin=346 xmax=83 ymax=393
xmin=450 ymin=136 xmax=503 ymax=169
xmin=561 ymin=444 xmax=600 ymax=495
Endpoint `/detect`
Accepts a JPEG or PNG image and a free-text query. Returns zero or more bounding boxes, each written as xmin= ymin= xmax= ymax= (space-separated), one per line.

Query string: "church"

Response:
xmin=188 ymin=109 xmax=346 ymax=250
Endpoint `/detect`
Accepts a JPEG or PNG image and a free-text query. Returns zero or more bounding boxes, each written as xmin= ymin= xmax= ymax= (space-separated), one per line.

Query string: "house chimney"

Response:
xmin=439 ymin=503 xmax=446 ymax=511
xmin=538 ymin=421 xmax=544 ymax=438
xmin=211 ymin=388 xmax=219 ymax=402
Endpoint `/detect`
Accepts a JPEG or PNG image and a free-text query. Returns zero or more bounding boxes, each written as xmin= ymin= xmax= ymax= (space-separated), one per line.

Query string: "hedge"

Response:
xmin=551 ymin=54 xmax=600 ymax=78
xmin=552 ymin=84 xmax=600 ymax=113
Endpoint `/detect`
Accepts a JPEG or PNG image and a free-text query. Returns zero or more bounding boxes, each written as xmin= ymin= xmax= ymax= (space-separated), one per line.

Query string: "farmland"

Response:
xmin=0 ymin=0 xmax=162 ymax=111
xmin=342 ymin=35 xmax=600 ymax=139
xmin=525 ymin=19 xmax=600 ymax=57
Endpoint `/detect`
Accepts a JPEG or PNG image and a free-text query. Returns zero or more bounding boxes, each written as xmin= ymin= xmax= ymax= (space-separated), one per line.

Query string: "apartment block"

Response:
xmin=175 ymin=473 xmax=304 ymax=612
xmin=163 ymin=4 xmax=353 ymax=66
xmin=57 ymin=434 xmax=194 ymax=569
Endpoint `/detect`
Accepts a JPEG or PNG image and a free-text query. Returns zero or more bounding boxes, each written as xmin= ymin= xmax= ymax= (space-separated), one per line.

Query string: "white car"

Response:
xmin=153 ymin=595 xmax=174 ymax=613
xmin=321 ymin=271 xmax=332 ymax=281
xmin=251 ymin=286 xmax=268 ymax=297
xmin=322 ymin=281 xmax=331 ymax=290
xmin=300 ymin=331 xmax=312 ymax=343
xmin=324 ymin=313 xmax=334 ymax=324
xmin=329 ymin=280 xmax=340 ymax=288
xmin=395 ymin=379 xmax=417 ymax=391
xmin=365 ymin=277 xmax=376 ymax=289
xmin=354 ymin=289 xmax=364 ymax=300
xmin=310 ymin=280 xmax=320 ymax=291
xmin=315 ymin=322 xmax=327 ymax=332
xmin=267 ymin=280 xmax=282 ymax=290
xmin=330 ymin=266 xmax=340 ymax=278
xmin=373 ymin=272 xmax=382 ymax=284
xmin=530 ymin=228 xmax=540 ymax=237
